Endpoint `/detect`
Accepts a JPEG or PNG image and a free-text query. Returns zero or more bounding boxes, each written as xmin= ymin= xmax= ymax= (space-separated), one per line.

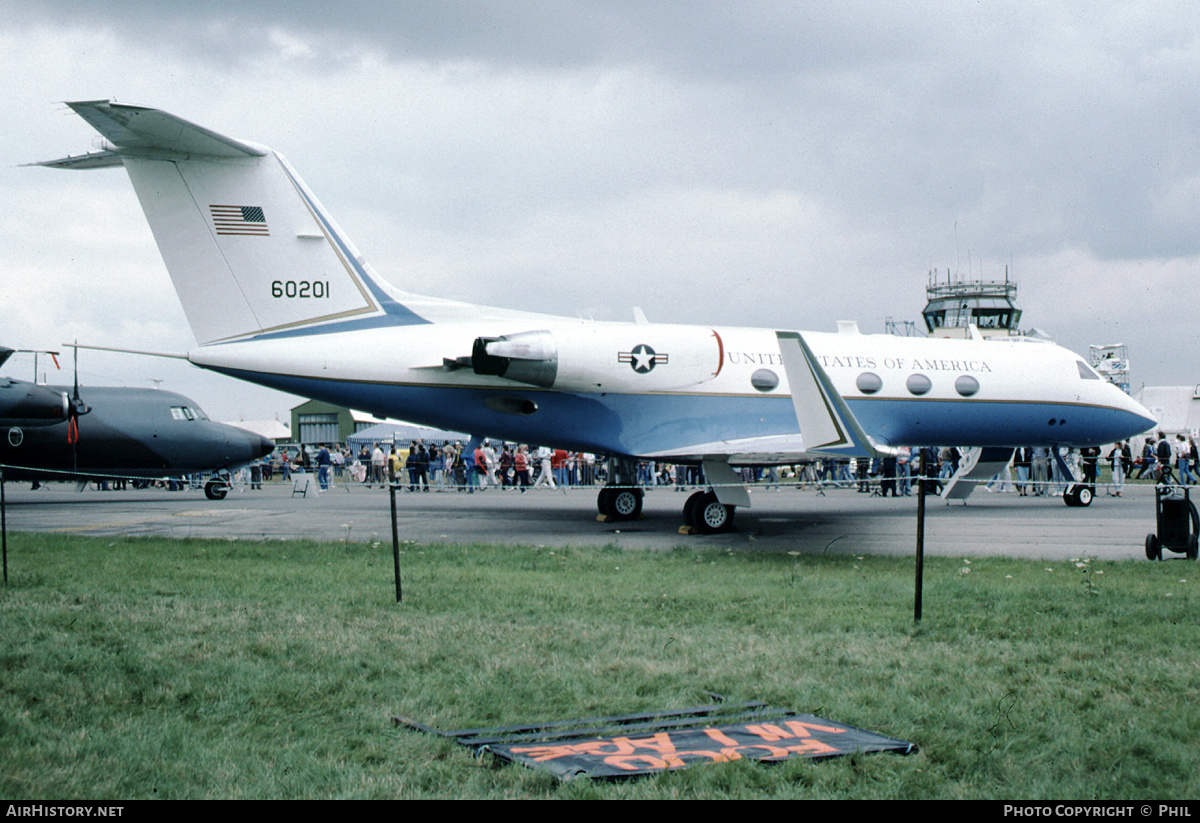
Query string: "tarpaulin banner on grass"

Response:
xmin=482 ymin=713 xmax=916 ymax=780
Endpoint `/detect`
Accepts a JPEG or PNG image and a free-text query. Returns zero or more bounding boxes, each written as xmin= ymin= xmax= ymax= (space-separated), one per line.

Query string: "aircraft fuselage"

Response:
xmin=188 ymin=317 xmax=1153 ymax=460
xmin=0 ymin=386 xmax=274 ymax=482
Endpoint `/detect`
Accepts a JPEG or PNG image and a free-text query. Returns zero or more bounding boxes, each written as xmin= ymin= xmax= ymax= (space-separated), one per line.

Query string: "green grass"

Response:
xmin=1 ymin=534 xmax=1198 ymax=799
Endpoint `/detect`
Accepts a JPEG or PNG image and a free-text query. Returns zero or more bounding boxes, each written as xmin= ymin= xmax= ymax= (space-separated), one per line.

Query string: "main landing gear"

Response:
xmin=682 ymin=490 xmax=735 ymax=534
xmin=595 ymin=457 xmax=744 ymax=534
xmin=596 ymin=457 xmax=644 ymax=522
xmin=597 ymin=484 xmax=738 ymax=533
xmin=598 ymin=485 xmax=643 ymax=520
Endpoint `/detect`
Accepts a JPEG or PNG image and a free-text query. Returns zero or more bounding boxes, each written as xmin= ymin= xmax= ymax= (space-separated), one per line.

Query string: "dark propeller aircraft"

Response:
xmin=0 ymin=347 xmax=274 ymax=499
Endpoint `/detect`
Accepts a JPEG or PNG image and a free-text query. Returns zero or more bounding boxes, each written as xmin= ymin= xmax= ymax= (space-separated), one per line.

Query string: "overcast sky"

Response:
xmin=3 ymin=1 xmax=1198 ymax=423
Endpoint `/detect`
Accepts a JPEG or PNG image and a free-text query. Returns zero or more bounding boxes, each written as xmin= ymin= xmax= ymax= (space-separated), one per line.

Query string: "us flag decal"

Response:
xmin=210 ymin=205 xmax=270 ymax=236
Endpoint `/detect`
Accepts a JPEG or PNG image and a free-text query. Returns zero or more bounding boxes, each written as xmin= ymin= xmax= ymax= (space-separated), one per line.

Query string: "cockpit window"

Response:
xmin=170 ymin=406 xmax=197 ymax=421
xmin=1077 ymin=361 xmax=1101 ymax=380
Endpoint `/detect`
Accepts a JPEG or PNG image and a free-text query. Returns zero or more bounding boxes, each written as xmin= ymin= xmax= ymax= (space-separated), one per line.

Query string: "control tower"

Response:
xmin=921 ymin=270 xmax=1023 ymax=338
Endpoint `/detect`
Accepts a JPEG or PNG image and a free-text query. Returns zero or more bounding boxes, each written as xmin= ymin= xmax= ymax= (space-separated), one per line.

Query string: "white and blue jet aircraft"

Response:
xmin=35 ymin=101 xmax=1155 ymax=531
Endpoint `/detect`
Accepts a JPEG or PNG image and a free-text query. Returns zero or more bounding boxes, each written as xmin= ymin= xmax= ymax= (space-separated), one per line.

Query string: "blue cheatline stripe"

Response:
xmin=202 ymin=366 xmax=1150 ymax=456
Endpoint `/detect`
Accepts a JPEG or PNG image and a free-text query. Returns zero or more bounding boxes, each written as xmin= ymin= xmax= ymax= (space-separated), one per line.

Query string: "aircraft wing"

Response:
xmin=642 ymin=434 xmax=813 ymax=464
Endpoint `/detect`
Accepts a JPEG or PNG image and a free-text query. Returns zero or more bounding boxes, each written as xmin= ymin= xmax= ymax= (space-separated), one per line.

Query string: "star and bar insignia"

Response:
xmin=618 ymin=344 xmax=668 ymax=373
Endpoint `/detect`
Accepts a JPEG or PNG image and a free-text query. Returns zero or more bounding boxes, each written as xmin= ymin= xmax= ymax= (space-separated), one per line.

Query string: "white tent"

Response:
xmin=346 ymin=421 xmax=470 ymax=450
xmin=1135 ymin=386 xmax=1200 ymax=438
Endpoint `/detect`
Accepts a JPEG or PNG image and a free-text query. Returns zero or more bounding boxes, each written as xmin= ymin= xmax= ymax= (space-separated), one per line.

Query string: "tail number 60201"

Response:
xmin=271 ymin=280 xmax=330 ymax=299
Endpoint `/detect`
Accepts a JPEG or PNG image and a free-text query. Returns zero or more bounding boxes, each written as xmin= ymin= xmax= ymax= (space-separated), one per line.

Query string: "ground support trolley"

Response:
xmin=1145 ymin=484 xmax=1199 ymax=561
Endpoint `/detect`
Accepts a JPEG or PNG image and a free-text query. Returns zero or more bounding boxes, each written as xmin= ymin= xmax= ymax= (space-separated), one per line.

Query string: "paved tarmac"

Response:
xmin=0 ymin=475 xmax=1184 ymax=562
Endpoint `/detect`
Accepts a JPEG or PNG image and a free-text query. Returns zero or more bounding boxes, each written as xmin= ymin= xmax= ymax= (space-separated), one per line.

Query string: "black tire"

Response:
xmin=1188 ymin=534 xmax=1198 ymax=561
xmin=694 ymin=491 xmax=735 ymax=534
xmin=683 ymin=490 xmax=707 ymax=528
xmin=1146 ymin=534 xmax=1162 ymax=561
xmin=205 ymin=479 xmax=229 ymax=500
xmin=608 ymin=488 xmax=643 ymax=521
xmin=1063 ymin=484 xmax=1094 ymax=507
xmin=597 ymin=487 xmax=614 ymax=516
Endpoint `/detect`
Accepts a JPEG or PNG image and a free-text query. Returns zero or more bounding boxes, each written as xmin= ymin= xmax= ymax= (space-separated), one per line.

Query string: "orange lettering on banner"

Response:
xmin=672 ymin=748 xmax=738 ymax=763
xmin=511 ymin=719 xmax=853 ymax=769
xmin=738 ymin=743 xmax=791 ymax=759
xmin=605 ymin=753 xmax=683 ymax=771
xmin=509 ymin=744 xmax=567 ymax=762
xmin=620 ymin=733 xmax=677 ymax=756
xmin=787 ymin=738 xmax=840 ymax=756
xmin=746 ymin=723 xmax=789 ymax=741
xmin=575 ymin=738 xmax=636 ymax=756
xmin=510 ymin=743 xmax=588 ymax=762
xmin=784 ymin=720 xmax=846 ymax=738
xmin=703 ymin=728 xmax=741 ymax=747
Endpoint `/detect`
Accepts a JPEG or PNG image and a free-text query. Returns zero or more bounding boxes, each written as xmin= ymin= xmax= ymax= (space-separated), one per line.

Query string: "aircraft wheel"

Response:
xmin=694 ymin=491 xmax=735 ymax=534
xmin=609 ymin=488 xmax=643 ymax=520
xmin=1076 ymin=485 xmax=1093 ymax=507
xmin=599 ymin=487 xmax=643 ymax=521
xmin=683 ymin=490 xmax=707 ymax=528
xmin=1145 ymin=534 xmax=1162 ymax=561
xmin=1188 ymin=534 xmax=1199 ymax=561
xmin=205 ymin=479 xmax=229 ymax=500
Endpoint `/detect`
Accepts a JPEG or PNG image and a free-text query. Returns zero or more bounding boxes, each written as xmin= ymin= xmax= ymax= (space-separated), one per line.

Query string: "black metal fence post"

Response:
xmin=390 ymin=480 xmax=402 ymax=603
xmin=914 ymin=449 xmax=925 ymax=622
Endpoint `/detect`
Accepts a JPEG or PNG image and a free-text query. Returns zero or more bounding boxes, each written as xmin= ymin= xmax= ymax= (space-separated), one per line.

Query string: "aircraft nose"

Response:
xmin=255 ymin=434 xmax=274 ymax=459
xmin=220 ymin=430 xmax=275 ymax=464
xmin=234 ymin=433 xmax=275 ymax=463
xmin=1107 ymin=384 xmax=1156 ymax=442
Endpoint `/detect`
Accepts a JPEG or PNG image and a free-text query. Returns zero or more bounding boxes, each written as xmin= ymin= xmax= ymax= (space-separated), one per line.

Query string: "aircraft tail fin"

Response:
xmin=38 ymin=101 xmax=424 ymax=345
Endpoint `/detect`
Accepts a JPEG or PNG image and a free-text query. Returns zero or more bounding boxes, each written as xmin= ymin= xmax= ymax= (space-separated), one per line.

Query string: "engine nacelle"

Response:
xmin=471 ymin=325 xmax=724 ymax=392
xmin=472 ymin=330 xmax=558 ymax=389
xmin=0 ymin=378 xmax=70 ymax=426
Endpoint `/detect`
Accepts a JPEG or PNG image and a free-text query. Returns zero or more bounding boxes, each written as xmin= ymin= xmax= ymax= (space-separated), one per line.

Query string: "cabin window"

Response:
xmin=856 ymin=372 xmax=883 ymax=394
xmin=954 ymin=375 xmax=980 ymax=397
xmin=750 ymin=369 xmax=779 ymax=392
xmin=906 ymin=374 xmax=932 ymax=396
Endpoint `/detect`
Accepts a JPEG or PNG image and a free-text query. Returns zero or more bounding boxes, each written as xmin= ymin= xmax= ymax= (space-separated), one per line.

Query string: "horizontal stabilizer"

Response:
xmin=64 ymin=101 xmax=267 ymax=158
xmin=32 ymin=150 xmax=125 ymax=170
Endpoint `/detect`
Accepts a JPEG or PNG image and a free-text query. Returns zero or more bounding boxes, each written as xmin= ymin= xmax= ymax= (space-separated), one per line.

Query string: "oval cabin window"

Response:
xmin=906 ymin=374 xmax=932 ymax=396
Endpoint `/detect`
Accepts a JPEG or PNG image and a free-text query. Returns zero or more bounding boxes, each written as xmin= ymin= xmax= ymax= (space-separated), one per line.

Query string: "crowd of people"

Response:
xmin=239 ymin=432 xmax=1195 ymax=497
xmin=262 ymin=441 xmax=606 ymax=493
